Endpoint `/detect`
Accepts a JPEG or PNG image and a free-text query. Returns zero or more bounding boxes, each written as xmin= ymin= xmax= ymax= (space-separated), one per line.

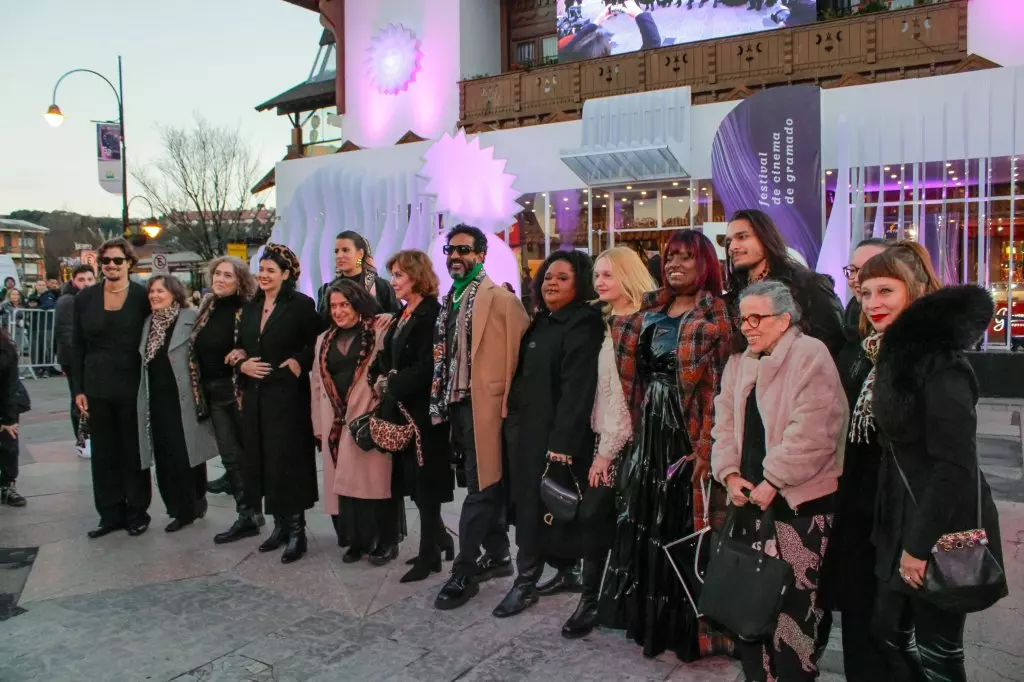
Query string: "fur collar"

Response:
xmin=874 ymin=285 xmax=992 ymax=429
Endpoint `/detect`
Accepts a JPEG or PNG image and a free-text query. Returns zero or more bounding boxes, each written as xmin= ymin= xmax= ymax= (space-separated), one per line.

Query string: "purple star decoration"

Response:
xmin=366 ymin=24 xmax=423 ymax=95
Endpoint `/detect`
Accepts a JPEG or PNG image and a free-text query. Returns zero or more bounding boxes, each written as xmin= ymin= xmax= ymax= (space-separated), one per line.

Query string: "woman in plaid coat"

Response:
xmin=599 ymin=229 xmax=734 ymax=662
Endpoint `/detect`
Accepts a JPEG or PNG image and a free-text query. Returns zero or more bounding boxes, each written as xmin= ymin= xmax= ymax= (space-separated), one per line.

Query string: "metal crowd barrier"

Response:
xmin=1 ymin=308 xmax=59 ymax=378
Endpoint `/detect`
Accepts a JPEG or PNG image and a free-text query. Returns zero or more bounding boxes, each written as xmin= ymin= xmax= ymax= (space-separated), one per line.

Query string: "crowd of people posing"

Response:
xmin=34 ymin=208 xmax=1007 ymax=681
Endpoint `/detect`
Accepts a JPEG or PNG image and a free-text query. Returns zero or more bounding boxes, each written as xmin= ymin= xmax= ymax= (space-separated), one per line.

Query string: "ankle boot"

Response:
xmin=281 ymin=513 xmax=307 ymax=564
xmin=258 ymin=516 xmax=287 ymax=552
xmin=561 ymin=559 xmax=602 ymax=639
xmin=214 ymin=511 xmax=260 ymax=545
xmin=439 ymin=528 xmax=455 ymax=561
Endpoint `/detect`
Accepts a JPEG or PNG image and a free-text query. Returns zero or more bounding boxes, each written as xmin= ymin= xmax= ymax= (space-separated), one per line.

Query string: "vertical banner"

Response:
xmin=711 ymin=85 xmax=823 ymax=268
xmin=96 ymin=122 xmax=123 ymax=195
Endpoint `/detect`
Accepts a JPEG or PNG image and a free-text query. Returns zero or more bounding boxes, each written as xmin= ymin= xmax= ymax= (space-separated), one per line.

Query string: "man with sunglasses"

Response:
xmin=430 ymin=224 xmax=530 ymax=611
xmin=72 ymin=238 xmax=153 ymax=539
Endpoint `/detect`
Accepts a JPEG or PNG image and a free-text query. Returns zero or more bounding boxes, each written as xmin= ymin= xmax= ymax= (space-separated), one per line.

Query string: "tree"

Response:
xmin=132 ymin=114 xmax=269 ymax=260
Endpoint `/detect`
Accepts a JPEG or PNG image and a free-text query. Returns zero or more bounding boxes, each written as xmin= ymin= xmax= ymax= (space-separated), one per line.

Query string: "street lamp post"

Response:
xmin=127 ymin=195 xmax=163 ymax=240
xmin=46 ymin=56 xmax=128 ymax=237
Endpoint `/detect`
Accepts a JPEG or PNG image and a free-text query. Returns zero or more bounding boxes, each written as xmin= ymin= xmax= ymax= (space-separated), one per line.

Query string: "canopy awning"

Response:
xmin=560 ymin=87 xmax=692 ymax=186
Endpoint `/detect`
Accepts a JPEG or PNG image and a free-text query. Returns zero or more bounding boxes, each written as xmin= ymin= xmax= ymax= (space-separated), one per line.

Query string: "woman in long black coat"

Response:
xmin=369 ymin=250 xmax=455 ymax=583
xmin=493 ymin=250 xmax=604 ymax=619
xmin=236 ymin=244 xmax=322 ymax=564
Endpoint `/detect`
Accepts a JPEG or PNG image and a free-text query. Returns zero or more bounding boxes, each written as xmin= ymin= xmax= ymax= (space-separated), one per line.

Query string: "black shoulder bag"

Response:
xmin=890 ymin=447 xmax=1008 ymax=613
xmin=698 ymin=505 xmax=795 ymax=640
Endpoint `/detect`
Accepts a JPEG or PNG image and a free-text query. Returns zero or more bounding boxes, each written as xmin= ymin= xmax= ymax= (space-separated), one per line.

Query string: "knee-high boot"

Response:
xmin=561 ymin=558 xmax=602 ymax=638
xmin=282 ymin=512 xmax=307 ymax=564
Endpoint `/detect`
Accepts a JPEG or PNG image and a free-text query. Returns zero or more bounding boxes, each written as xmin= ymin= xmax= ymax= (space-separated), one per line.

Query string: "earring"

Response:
xmin=357 ymin=257 xmax=363 ymax=266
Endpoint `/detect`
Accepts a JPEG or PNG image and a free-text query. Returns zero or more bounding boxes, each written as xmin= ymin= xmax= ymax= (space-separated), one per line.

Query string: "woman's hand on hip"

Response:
xmin=724 ymin=473 xmax=754 ymax=507
xmin=899 ymin=550 xmax=927 ymax=589
xmin=0 ymin=424 xmax=18 ymax=438
xmin=240 ymin=358 xmax=273 ymax=379
xmin=749 ymin=480 xmax=778 ymax=511
xmin=280 ymin=358 xmax=301 ymax=378
xmin=589 ymin=455 xmax=613 ymax=487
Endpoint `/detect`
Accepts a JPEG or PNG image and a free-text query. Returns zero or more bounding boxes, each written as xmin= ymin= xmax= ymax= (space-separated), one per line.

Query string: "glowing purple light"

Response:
xmin=422 ymin=130 xmax=521 ymax=234
xmin=366 ymin=24 xmax=422 ymax=95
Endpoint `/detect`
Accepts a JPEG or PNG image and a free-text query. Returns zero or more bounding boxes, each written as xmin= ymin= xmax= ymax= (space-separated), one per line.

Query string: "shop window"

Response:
xmin=515 ymin=41 xmax=536 ymax=67
xmin=541 ymin=36 xmax=558 ymax=65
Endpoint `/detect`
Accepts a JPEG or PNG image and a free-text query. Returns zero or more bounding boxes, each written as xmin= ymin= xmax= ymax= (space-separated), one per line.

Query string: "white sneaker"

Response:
xmin=76 ymin=440 xmax=92 ymax=459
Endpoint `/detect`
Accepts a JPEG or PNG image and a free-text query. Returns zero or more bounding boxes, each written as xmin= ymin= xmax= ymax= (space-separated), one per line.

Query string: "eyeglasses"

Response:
xmin=100 ymin=257 xmax=127 ymax=266
xmin=739 ymin=313 xmax=779 ymax=329
xmin=842 ymin=265 xmax=860 ymax=279
xmin=443 ymin=244 xmax=476 ymax=256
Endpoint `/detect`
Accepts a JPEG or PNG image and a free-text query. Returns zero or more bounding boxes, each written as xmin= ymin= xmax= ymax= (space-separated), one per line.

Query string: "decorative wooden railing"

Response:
xmin=459 ymin=1 xmax=988 ymax=130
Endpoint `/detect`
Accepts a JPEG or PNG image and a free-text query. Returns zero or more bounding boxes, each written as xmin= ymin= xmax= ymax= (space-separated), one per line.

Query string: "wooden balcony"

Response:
xmin=460 ymin=1 xmax=992 ymax=131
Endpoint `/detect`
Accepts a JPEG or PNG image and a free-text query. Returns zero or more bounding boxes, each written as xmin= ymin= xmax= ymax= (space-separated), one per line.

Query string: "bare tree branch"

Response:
xmin=130 ymin=113 xmax=266 ymax=260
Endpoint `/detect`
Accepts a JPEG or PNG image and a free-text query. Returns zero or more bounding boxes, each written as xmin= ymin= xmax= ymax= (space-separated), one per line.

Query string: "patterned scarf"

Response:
xmin=318 ymin=318 xmax=375 ymax=464
xmin=849 ymin=331 xmax=883 ymax=443
xmin=144 ymin=304 xmax=181 ymax=365
xmin=429 ymin=268 xmax=486 ymax=424
xmin=187 ymin=293 xmax=242 ymax=420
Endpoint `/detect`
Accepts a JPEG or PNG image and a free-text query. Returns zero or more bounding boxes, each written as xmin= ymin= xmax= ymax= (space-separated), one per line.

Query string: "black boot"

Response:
xmin=214 ymin=510 xmax=261 ymax=545
xmin=561 ymin=559 xmax=602 ymax=638
xmin=537 ymin=561 xmax=583 ymax=596
xmin=492 ymin=581 xmax=539 ymax=618
xmin=258 ymin=515 xmax=287 ymax=552
xmin=281 ymin=513 xmax=307 ymax=564
xmin=206 ymin=474 xmax=232 ymax=495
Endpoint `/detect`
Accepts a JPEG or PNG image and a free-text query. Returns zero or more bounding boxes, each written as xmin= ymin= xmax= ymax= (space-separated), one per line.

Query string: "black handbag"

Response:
xmin=539 ymin=459 xmax=582 ymax=525
xmin=13 ymin=378 xmax=30 ymax=414
xmin=698 ymin=506 xmax=795 ymax=640
xmin=890 ymin=447 xmax=1008 ymax=613
xmin=348 ymin=412 xmax=376 ymax=451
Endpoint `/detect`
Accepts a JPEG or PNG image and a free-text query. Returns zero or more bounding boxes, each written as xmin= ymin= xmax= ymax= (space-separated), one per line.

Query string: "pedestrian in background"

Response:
xmin=73 ymin=238 xmax=152 ymax=539
xmin=316 ymin=231 xmax=401 ymax=316
xmin=55 ymin=264 xmax=96 ymax=459
xmin=0 ymin=326 xmax=25 ymax=508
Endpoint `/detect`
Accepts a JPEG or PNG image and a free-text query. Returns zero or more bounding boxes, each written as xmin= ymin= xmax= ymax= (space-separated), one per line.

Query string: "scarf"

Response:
xmin=849 ymin=331 xmax=883 ymax=443
xmin=144 ymin=304 xmax=181 ymax=365
xmin=452 ymin=263 xmax=483 ymax=310
xmin=429 ymin=267 xmax=486 ymax=424
xmin=318 ymin=318 xmax=375 ymax=464
xmin=187 ymin=293 xmax=242 ymax=420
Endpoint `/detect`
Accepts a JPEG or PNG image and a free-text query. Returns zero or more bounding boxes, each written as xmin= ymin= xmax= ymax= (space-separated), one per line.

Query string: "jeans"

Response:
xmin=450 ymin=401 xmax=509 ymax=575
xmin=872 ymin=580 xmax=968 ymax=682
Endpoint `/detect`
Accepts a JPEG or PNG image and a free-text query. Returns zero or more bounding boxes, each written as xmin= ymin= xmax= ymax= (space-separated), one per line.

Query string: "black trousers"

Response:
xmin=872 ymin=580 xmax=968 ymax=682
xmin=0 ymin=431 xmax=18 ymax=486
xmin=205 ymin=378 xmax=250 ymax=514
xmin=417 ymin=501 xmax=444 ymax=560
xmin=62 ymin=365 xmax=81 ymax=440
xmin=88 ymin=395 xmax=151 ymax=527
xmin=514 ymin=548 xmax=604 ymax=586
xmin=339 ymin=496 xmax=401 ymax=551
xmin=451 ymin=401 xmax=509 ymax=576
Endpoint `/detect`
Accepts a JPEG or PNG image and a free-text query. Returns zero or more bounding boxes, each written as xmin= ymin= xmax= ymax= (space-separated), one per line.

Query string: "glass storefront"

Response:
xmin=507 ymin=154 xmax=1021 ymax=351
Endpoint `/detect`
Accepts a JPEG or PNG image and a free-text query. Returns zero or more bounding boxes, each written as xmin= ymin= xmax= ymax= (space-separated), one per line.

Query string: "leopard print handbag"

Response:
xmin=368 ymin=402 xmax=424 ymax=466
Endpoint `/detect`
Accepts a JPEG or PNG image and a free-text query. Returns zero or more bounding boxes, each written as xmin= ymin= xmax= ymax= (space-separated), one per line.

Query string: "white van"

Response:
xmin=0 ymin=255 xmax=20 ymax=292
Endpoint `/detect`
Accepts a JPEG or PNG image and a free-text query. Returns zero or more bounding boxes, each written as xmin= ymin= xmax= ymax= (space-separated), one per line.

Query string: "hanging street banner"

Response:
xmin=711 ymin=85 xmax=823 ymax=268
xmin=96 ymin=122 xmax=123 ymax=195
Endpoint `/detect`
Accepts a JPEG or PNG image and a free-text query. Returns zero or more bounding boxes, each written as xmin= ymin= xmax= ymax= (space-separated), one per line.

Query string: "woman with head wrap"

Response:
xmin=232 ymin=244 xmax=322 ymax=563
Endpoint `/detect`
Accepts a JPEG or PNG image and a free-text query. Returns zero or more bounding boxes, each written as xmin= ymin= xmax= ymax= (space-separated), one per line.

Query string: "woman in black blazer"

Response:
xmin=233 ymin=244 xmax=322 ymax=564
xmin=860 ymin=244 xmax=1005 ymax=681
xmin=72 ymin=238 xmax=152 ymax=538
xmin=369 ymin=250 xmax=454 ymax=583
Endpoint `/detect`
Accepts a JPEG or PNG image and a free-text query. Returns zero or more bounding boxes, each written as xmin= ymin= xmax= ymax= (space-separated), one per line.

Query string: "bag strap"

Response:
xmin=890 ymin=444 xmax=982 ymax=527
xmin=543 ymin=459 xmax=582 ymax=498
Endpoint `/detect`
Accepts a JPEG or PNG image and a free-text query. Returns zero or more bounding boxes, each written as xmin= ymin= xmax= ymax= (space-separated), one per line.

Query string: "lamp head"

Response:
xmin=44 ymin=104 xmax=64 ymax=128
xmin=140 ymin=219 xmax=162 ymax=240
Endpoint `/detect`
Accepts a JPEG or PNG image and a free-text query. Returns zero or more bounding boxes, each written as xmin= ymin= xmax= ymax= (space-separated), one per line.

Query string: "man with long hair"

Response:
xmin=724 ymin=209 xmax=844 ymax=357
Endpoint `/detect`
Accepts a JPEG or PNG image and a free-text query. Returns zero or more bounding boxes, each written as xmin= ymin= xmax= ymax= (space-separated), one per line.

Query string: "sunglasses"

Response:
xmin=443 ymin=244 xmax=477 ymax=256
xmin=100 ymin=257 xmax=127 ymax=266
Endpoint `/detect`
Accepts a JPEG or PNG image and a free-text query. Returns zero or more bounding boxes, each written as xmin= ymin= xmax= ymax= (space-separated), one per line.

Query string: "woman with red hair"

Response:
xmin=599 ymin=229 xmax=734 ymax=662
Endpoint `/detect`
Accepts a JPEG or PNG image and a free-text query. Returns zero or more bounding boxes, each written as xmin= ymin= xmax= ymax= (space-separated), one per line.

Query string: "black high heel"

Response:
xmin=400 ymin=555 xmax=442 ymax=583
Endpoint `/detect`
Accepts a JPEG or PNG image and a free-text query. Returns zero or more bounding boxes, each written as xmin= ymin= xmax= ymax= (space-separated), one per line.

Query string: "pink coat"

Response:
xmin=711 ymin=327 xmax=848 ymax=510
xmin=311 ymin=321 xmax=392 ymax=515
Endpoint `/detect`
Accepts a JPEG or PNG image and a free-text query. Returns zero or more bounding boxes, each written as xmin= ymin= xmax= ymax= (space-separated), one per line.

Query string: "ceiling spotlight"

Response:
xmin=826 ymin=170 xmax=833 ymax=176
xmin=625 ymin=185 xmax=632 ymax=190
xmin=672 ymin=181 xmax=679 ymax=186
xmin=890 ymin=174 xmax=897 ymax=179
xmin=884 ymin=166 xmax=891 ymax=171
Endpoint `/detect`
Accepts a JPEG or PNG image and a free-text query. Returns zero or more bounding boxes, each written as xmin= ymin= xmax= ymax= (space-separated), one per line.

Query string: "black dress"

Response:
xmin=600 ymin=309 xmax=700 ymax=661
xmin=238 ymin=290 xmax=321 ymax=517
xmin=148 ymin=326 xmax=206 ymax=523
xmin=330 ymin=329 xmax=402 ymax=551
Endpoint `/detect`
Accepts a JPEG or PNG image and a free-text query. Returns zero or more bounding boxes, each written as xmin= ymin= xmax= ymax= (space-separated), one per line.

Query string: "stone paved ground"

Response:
xmin=0 ymin=378 xmax=1021 ymax=682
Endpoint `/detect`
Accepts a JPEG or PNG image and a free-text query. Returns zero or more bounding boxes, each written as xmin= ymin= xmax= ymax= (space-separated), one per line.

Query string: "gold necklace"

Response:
xmin=106 ymin=283 xmax=129 ymax=294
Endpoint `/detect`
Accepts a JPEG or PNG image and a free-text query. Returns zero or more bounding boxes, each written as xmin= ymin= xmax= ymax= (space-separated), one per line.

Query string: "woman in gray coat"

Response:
xmin=137 ymin=275 xmax=216 ymax=532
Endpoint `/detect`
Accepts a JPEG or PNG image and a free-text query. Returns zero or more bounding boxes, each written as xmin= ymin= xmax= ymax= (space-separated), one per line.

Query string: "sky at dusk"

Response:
xmin=0 ymin=0 xmax=323 ymax=218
